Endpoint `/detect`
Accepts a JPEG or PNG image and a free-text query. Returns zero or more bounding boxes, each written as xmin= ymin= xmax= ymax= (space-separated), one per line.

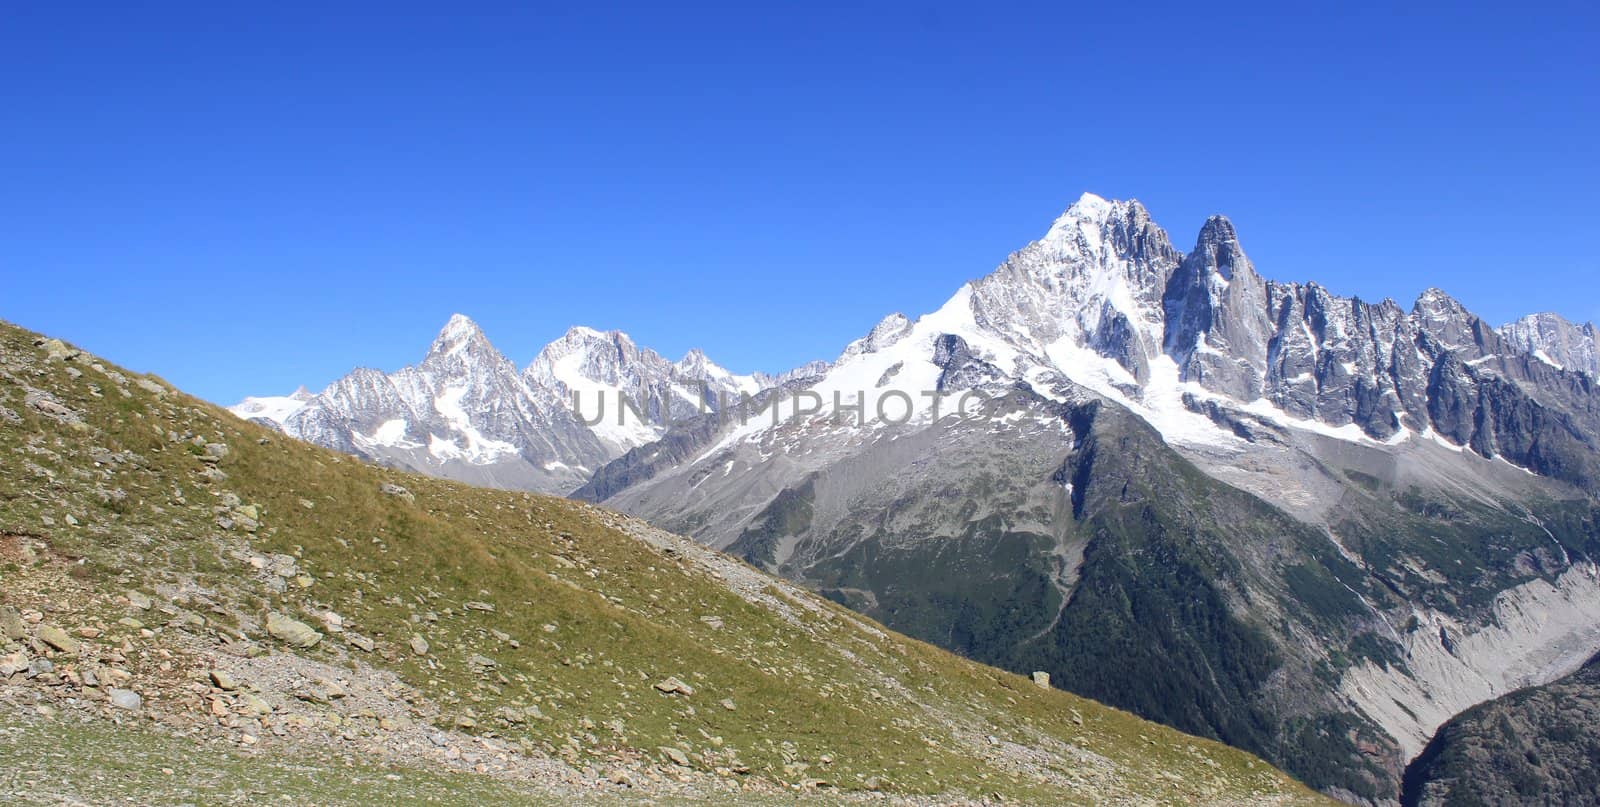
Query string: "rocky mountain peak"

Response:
xmin=1039 ymin=194 xmax=1157 ymax=253
xmin=1185 ymin=215 xmax=1255 ymax=282
xmin=528 ymin=326 xmax=653 ymax=387
xmin=1501 ymin=312 xmax=1600 ymax=376
xmin=673 ymin=347 xmax=746 ymax=387
xmin=842 ymin=312 xmax=914 ymax=358
xmin=1413 ymin=287 xmax=1467 ymax=320
xmin=423 ymin=314 xmax=501 ymax=366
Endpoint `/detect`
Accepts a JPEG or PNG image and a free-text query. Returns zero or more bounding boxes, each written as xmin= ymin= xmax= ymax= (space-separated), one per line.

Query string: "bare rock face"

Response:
xmin=1501 ymin=312 xmax=1600 ymax=377
xmin=1404 ymin=654 xmax=1600 ymax=807
xmin=1163 ymin=215 xmax=1272 ymax=402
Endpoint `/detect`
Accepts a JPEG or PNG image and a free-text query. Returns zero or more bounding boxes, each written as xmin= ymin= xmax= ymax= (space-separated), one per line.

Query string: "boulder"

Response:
xmin=0 ymin=607 xmax=25 ymax=641
xmin=36 ymin=626 xmax=81 ymax=655
xmin=265 ymin=613 xmax=322 ymax=649
xmin=379 ymin=483 xmax=415 ymax=503
xmin=210 ymin=669 xmax=239 ymax=691
xmin=108 ymin=688 xmax=142 ymax=711
xmin=653 ymin=676 xmax=695 ymax=696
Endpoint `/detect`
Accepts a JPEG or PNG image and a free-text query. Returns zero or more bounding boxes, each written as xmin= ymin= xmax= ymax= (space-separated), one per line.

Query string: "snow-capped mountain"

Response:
xmin=232 ymin=316 xmax=795 ymax=493
xmin=592 ymin=193 xmax=1599 ymax=483
xmin=523 ymin=326 xmax=765 ymax=454
xmin=581 ymin=193 xmax=1600 ymax=801
xmin=1500 ymin=311 xmax=1600 ymax=377
xmin=230 ymin=386 xmax=313 ymax=426
xmin=233 ymin=192 xmax=1600 ymax=802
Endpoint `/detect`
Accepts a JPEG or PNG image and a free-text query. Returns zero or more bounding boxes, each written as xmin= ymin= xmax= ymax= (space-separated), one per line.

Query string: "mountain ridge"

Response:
xmin=230 ymin=193 xmax=1600 ymax=804
xmin=0 ymin=318 xmax=1330 ymax=805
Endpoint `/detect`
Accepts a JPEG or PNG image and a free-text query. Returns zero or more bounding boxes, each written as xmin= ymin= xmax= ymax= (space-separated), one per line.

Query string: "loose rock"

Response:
xmin=37 ymin=626 xmax=81 ymax=655
xmin=108 ymin=688 xmax=143 ymax=711
xmin=0 ymin=607 xmax=25 ymax=641
xmin=654 ymin=677 xmax=695 ymax=696
xmin=266 ymin=612 xmax=323 ymax=649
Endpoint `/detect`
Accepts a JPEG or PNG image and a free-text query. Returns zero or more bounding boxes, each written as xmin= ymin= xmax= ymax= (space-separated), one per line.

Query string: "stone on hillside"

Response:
xmin=409 ymin=635 xmax=430 ymax=655
xmin=379 ymin=483 xmax=415 ymax=503
xmin=0 ymin=607 xmax=25 ymax=641
xmin=265 ymin=613 xmax=322 ymax=649
xmin=240 ymin=693 xmax=272 ymax=716
xmin=108 ymin=688 xmax=143 ymax=711
xmin=1031 ymin=671 xmax=1051 ymax=689
xmin=654 ymin=676 xmax=695 ymax=696
xmin=126 ymin=591 xmax=153 ymax=611
xmin=41 ymin=338 xmax=80 ymax=361
xmin=37 ymin=626 xmax=81 ymax=654
xmin=344 ymin=633 xmax=375 ymax=653
xmin=0 ymin=650 xmax=29 ymax=677
xmin=699 ymin=615 xmax=725 ymax=630
xmin=661 ymin=746 xmax=692 ymax=767
xmin=210 ymin=669 xmax=239 ymax=691
xmin=23 ymin=391 xmax=81 ymax=425
xmin=463 ymin=601 xmax=495 ymax=613
xmin=720 ymin=698 xmax=737 ymax=711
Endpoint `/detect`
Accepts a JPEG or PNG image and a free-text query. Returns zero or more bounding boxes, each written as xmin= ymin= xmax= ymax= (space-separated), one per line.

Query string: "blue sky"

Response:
xmin=4 ymin=1 xmax=1597 ymax=404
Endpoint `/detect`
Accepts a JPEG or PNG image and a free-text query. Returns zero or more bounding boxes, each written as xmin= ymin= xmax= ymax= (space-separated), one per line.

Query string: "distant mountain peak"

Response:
xmin=1501 ymin=311 xmax=1600 ymax=376
xmin=1040 ymin=193 xmax=1148 ymax=244
xmin=1195 ymin=214 xmax=1239 ymax=246
xmin=426 ymin=313 xmax=496 ymax=360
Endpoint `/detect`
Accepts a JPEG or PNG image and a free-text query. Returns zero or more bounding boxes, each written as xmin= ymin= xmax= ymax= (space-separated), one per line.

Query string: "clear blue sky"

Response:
xmin=5 ymin=1 xmax=1597 ymax=404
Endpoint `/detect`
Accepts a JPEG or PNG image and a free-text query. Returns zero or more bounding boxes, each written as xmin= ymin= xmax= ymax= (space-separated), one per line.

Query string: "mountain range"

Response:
xmin=1 ymin=319 xmax=1329 ymax=805
xmin=234 ymin=318 xmax=827 ymax=495
xmin=236 ymin=193 xmax=1600 ymax=805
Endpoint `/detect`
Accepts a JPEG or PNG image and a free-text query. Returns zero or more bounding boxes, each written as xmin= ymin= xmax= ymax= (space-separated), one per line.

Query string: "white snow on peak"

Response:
xmin=676 ymin=349 xmax=763 ymax=396
xmin=563 ymin=325 xmax=610 ymax=342
xmin=431 ymin=385 xmax=518 ymax=462
xmin=229 ymin=392 xmax=311 ymax=426
xmin=841 ymin=312 xmax=914 ymax=359
xmin=354 ymin=418 xmax=419 ymax=450
xmin=547 ymin=350 xmax=666 ymax=451
xmin=428 ymin=314 xmax=490 ymax=357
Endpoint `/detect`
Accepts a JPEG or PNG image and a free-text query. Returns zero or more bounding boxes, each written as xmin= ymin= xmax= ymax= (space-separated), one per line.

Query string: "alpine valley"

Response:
xmin=237 ymin=194 xmax=1600 ymax=805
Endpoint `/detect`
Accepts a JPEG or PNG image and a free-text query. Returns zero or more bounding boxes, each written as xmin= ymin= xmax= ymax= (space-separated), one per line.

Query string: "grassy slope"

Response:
xmin=0 ymin=320 xmax=1328 ymax=805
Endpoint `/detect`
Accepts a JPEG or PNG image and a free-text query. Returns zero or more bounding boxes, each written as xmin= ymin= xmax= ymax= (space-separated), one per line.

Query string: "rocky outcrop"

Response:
xmin=1341 ymin=562 xmax=1600 ymax=760
xmin=1403 ymin=654 xmax=1600 ymax=806
xmin=1501 ymin=312 xmax=1600 ymax=377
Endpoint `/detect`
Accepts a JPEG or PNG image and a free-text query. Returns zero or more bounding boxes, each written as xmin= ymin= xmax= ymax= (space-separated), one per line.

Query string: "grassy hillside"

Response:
xmin=0 ymin=320 xmax=1328 ymax=805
